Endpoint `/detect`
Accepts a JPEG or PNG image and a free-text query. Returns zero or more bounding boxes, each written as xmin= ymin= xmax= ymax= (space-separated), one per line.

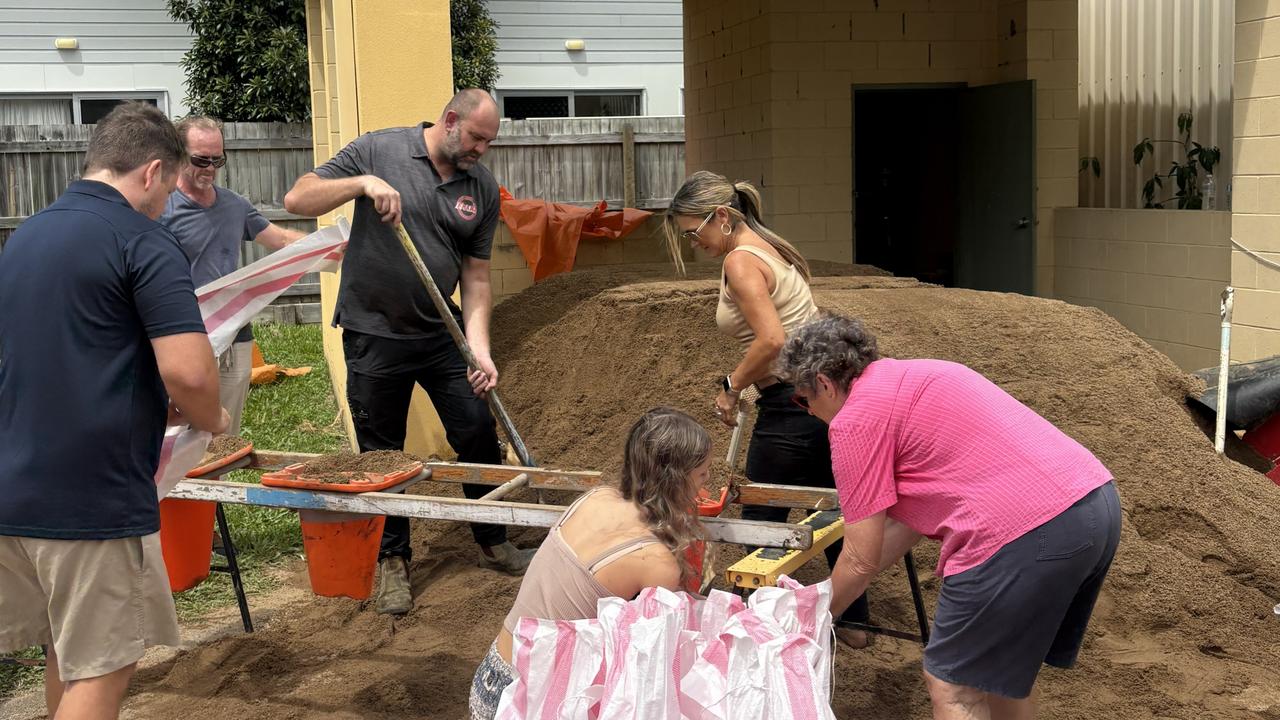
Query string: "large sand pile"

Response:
xmin=98 ymin=263 xmax=1280 ymax=720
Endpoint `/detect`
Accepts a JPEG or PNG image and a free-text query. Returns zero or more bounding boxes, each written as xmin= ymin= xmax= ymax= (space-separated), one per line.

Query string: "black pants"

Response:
xmin=741 ymin=382 xmax=870 ymax=624
xmin=343 ymin=329 xmax=505 ymax=562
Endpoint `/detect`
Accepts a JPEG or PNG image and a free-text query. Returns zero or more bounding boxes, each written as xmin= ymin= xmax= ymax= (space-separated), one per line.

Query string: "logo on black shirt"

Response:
xmin=455 ymin=195 xmax=478 ymax=221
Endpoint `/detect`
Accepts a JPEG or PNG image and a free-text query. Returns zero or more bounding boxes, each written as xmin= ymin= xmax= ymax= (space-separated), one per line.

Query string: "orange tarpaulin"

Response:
xmin=498 ymin=187 xmax=653 ymax=281
xmin=250 ymin=340 xmax=312 ymax=385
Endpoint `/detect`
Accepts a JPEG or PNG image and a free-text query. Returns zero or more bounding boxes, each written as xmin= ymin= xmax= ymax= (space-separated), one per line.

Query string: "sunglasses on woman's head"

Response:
xmin=791 ymin=393 xmax=811 ymax=410
xmin=189 ymin=154 xmax=226 ymax=169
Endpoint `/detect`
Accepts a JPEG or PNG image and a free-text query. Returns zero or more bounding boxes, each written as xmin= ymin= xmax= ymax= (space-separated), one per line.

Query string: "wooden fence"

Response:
xmin=0 ymin=116 xmax=685 ymax=322
xmin=1 ymin=121 xmax=318 ymax=239
xmin=484 ymin=115 xmax=685 ymax=209
xmin=0 ymin=122 xmax=321 ymax=322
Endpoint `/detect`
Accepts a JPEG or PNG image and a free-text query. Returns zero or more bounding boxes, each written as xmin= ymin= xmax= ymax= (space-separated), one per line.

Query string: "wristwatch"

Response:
xmin=721 ymin=374 xmax=740 ymax=395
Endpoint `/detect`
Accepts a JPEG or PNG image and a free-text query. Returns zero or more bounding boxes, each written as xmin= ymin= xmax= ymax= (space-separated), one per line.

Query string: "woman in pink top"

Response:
xmin=469 ymin=407 xmax=712 ymax=720
xmin=778 ymin=313 xmax=1121 ymax=720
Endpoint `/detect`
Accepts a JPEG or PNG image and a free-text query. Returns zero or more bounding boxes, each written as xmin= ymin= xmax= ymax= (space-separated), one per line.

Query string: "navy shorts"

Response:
xmin=923 ymin=480 xmax=1121 ymax=699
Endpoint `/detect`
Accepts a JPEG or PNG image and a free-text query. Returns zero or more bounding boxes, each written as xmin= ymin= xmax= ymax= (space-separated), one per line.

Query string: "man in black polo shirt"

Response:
xmin=285 ymin=89 xmax=531 ymax=615
xmin=0 ymin=102 xmax=227 ymax=718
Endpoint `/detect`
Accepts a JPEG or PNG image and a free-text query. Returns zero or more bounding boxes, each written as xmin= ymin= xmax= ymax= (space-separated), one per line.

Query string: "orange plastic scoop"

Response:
xmin=186 ymin=441 xmax=254 ymax=478
xmin=261 ymin=462 xmax=424 ymax=493
xmin=696 ymin=487 xmax=730 ymax=517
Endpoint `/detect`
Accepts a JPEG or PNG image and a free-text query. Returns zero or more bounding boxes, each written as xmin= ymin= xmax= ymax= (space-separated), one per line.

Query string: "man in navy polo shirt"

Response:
xmin=0 ymin=102 xmax=228 ymax=718
xmin=286 ymin=89 xmax=531 ymax=616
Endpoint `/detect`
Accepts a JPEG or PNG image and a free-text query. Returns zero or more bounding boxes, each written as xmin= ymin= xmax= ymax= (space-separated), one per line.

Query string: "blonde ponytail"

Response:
xmin=731 ymin=181 xmax=811 ymax=282
xmin=663 ymin=171 xmax=811 ymax=281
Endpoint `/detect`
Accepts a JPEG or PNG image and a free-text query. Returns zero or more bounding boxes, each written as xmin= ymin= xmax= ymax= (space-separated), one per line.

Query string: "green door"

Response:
xmin=956 ymin=80 xmax=1036 ymax=294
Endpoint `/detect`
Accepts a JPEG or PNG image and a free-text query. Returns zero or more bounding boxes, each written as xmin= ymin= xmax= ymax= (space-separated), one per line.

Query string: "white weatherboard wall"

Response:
xmin=490 ymin=0 xmax=684 ymax=115
xmin=0 ymin=0 xmax=193 ymax=117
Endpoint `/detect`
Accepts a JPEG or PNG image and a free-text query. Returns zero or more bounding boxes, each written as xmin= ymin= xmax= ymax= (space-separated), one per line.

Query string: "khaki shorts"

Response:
xmin=0 ymin=532 xmax=180 ymax=681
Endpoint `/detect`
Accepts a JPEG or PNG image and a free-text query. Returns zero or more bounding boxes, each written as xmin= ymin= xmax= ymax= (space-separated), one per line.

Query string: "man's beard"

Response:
xmin=444 ymin=128 xmax=480 ymax=169
xmin=184 ymin=171 xmax=215 ymax=190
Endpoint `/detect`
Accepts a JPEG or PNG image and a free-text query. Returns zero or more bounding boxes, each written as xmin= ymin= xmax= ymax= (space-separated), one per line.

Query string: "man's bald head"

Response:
xmin=443 ymin=89 xmax=499 ymax=124
xmin=438 ymin=89 xmax=500 ymax=172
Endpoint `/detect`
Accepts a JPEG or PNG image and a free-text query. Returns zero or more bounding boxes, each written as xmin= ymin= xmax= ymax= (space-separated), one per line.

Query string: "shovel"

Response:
xmin=725 ymin=384 xmax=759 ymax=483
xmin=696 ymin=386 xmax=758 ymax=593
xmin=392 ymin=223 xmax=535 ymax=467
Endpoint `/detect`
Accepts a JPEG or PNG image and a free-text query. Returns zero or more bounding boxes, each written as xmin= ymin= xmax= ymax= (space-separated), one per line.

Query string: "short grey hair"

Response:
xmin=174 ymin=115 xmax=223 ymax=146
xmin=777 ymin=313 xmax=880 ymax=393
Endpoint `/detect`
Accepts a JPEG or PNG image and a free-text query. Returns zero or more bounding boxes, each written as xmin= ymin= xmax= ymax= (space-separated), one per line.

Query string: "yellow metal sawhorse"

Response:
xmin=725 ymin=507 xmax=931 ymax=644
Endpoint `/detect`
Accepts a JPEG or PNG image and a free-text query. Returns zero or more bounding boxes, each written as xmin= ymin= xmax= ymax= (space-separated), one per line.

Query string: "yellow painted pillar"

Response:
xmin=305 ymin=0 xmax=456 ymax=457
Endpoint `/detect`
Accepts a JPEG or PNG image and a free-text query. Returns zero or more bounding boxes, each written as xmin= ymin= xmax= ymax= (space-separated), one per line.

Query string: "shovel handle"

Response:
xmin=725 ymin=414 xmax=747 ymax=468
xmin=0 ymin=656 xmax=45 ymax=667
xmin=724 ymin=385 xmax=759 ymax=471
xmin=393 ymin=223 xmax=536 ymax=467
xmin=836 ymin=620 xmax=923 ymax=644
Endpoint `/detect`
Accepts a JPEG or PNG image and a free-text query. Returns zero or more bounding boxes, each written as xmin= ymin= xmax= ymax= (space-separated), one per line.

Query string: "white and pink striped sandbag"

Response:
xmin=153 ymin=220 xmax=350 ymax=497
xmin=495 ymin=576 xmax=835 ymax=720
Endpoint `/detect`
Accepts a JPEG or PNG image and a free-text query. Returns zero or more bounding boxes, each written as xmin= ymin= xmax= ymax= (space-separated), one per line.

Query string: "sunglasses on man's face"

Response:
xmin=189 ymin=154 xmax=226 ymax=169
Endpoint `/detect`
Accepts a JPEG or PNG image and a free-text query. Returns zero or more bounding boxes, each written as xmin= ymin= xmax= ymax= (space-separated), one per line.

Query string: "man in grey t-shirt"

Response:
xmin=285 ymin=90 xmax=532 ymax=616
xmin=160 ymin=116 xmax=305 ymax=439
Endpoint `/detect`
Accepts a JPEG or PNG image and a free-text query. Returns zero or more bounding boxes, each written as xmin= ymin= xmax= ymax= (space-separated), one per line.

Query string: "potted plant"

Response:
xmin=1133 ymin=112 xmax=1221 ymax=209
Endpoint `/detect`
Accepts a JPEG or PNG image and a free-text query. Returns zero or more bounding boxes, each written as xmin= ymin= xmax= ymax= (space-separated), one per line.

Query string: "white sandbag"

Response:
xmin=197 ymin=221 xmax=348 ymax=357
xmin=154 ymin=424 xmax=210 ymax=499
xmin=497 ymin=617 xmax=606 ymax=720
xmin=493 ymin=577 xmax=836 ymax=720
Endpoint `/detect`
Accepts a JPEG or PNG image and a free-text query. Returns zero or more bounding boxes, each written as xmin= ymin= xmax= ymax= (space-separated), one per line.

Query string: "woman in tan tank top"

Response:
xmin=663 ymin=170 xmax=872 ymax=648
xmin=469 ymin=408 xmax=711 ymax=720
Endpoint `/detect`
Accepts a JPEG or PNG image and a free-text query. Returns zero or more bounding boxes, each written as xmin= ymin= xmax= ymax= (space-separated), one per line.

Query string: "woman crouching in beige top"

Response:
xmin=468 ymin=407 xmax=712 ymax=720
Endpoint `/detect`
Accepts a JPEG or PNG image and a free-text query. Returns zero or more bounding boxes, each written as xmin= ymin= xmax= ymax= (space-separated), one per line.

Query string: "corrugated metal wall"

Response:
xmin=1078 ymin=0 xmax=1233 ymax=209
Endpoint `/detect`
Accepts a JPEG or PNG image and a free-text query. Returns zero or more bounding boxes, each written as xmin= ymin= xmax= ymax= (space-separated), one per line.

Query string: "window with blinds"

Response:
xmin=0 ymin=94 xmax=164 ymax=124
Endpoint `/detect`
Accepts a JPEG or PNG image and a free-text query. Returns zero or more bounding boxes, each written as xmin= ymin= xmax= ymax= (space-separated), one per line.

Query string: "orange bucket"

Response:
xmin=299 ymin=511 xmax=385 ymax=599
xmin=158 ymin=498 xmax=217 ymax=592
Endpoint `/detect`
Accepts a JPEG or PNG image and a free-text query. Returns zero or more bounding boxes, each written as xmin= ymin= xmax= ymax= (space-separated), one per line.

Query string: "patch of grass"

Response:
xmin=0 ymin=647 xmax=44 ymax=699
xmin=2 ymin=322 xmax=347 ymax=696
xmin=237 ymin=322 xmax=347 ymax=454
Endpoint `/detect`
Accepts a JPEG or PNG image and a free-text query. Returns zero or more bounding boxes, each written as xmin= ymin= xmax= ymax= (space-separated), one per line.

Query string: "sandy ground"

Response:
xmin=8 ymin=264 xmax=1280 ymax=719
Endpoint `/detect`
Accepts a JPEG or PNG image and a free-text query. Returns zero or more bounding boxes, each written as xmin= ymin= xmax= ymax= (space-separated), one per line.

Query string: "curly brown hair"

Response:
xmin=617 ymin=407 xmax=710 ymax=584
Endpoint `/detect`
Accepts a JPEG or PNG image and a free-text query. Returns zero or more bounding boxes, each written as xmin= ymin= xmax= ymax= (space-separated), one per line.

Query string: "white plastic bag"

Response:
xmin=756 ymin=634 xmax=834 ymax=720
xmin=153 ymin=424 xmax=211 ymax=499
xmin=678 ymin=590 xmax=744 ymax=719
xmin=197 ymin=221 xmax=348 ymax=357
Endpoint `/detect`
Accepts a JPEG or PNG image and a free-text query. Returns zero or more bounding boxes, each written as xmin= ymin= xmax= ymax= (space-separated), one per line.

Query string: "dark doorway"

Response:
xmin=853 ymin=81 xmax=1035 ymax=293
xmin=854 ymin=86 xmax=960 ymax=286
